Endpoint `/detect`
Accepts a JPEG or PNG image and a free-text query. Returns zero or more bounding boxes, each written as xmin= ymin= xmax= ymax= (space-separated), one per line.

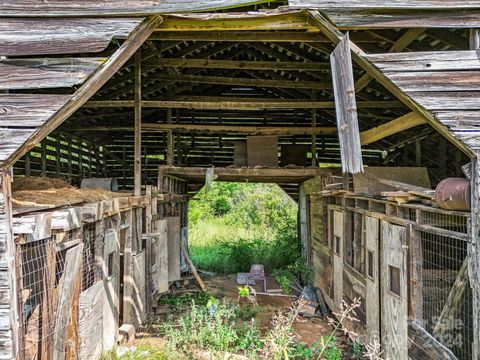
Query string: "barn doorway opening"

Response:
xmin=188 ymin=182 xmax=300 ymax=276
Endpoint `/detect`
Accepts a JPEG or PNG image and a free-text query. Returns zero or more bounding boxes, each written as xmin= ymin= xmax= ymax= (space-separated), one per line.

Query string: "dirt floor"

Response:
xmin=133 ymin=274 xmax=350 ymax=355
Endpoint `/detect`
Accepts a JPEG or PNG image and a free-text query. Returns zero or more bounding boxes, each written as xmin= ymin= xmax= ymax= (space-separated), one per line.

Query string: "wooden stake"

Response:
xmin=134 ymin=50 xmax=142 ymax=197
xmin=180 ymin=243 xmax=206 ymax=292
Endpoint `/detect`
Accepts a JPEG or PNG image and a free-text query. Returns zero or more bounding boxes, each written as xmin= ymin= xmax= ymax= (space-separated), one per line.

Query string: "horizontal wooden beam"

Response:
xmin=67 ymin=124 xmax=338 ymax=136
xmin=290 ymin=0 xmax=480 ymax=10
xmin=84 ymin=100 xmax=404 ymax=110
xmin=360 ymin=112 xmax=427 ymax=145
xmin=150 ymin=30 xmax=329 ymax=42
xmin=149 ymin=74 xmax=332 ymax=89
xmin=142 ymin=58 xmax=330 ymax=71
xmin=161 ymin=165 xmax=333 ymax=183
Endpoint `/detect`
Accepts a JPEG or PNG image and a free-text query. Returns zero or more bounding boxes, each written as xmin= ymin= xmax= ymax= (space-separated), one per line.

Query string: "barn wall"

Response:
xmin=0 ymin=171 xmax=16 ymax=359
xmin=300 ymin=176 xmax=472 ymax=360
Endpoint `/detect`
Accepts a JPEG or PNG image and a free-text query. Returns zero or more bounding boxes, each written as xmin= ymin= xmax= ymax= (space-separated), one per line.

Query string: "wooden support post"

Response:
xmin=55 ymin=137 xmax=61 ymax=176
xmin=134 ymin=50 xmax=142 ymax=197
xmin=470 ymin=29 xmax=480 ymax=50
xmin=311 ymin=92 xmax=317 ymax=167
xmin=41 ymin=140 xmax=47 ymax=177
xmin=123 ymin=210 xmax=133 ymax=324
xmin=67 ymin=135 xmax=73 ymax=180
xmin=469 ymin=158 xmax=480 ymax=360
xmin=415 ymin=139 xmax=422 ymax=167
xmin=166 ymin=109 xmax=173 ymax=166
xmin=146 ymin=185 xmax=152 ymax=234
xmin=122 ymin=145 xmax=127 ymax=190
xmin=25 ymin=152 xmax=31 ymax=177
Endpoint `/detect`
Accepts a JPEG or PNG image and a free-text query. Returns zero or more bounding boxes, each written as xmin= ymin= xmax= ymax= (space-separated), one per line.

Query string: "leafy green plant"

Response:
xmin=162 ymin=301 xmax=263 ymax=358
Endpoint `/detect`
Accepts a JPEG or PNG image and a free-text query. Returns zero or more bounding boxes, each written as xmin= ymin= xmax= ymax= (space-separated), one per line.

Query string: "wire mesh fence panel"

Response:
xmin=82 ymin=223 xmax=97 ymax=292
xmin=18 ymin=237 xmax=67 ymax=360
xmin=420 ymin=228 xmax=473 ymax=360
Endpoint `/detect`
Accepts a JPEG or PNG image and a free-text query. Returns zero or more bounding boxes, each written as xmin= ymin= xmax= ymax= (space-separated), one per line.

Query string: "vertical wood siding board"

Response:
xmin=53 ymin=244 xmax=84 ymax=360
xmin=0 ymin=171 xmax=17 ymax=359
xmin=0 ymin=1 xmax=272 ymax=16
xmin=330 ymin=33 xmax=363 ymax=174
xmin=468 ymin=157 xmax=480 ymax=360
xmin=2 ymin=16 xmax=159 ymax=168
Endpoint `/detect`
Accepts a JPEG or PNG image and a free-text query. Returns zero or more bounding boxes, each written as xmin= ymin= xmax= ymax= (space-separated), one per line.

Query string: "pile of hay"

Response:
xmin=12 ymin=176 xmax=72 ymax=192
xmin=12 ymin=177 xmax=125 ymax=209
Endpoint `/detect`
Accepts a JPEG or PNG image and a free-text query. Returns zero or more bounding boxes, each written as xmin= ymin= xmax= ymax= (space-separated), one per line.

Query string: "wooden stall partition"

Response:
xmin=381 ymin=221 xmax=408 ymax=360
xmin=146 ymin=219 xmax=169 ymax=314
xmin=78 ymin=281 xmax=104 ymax=360
xmin=332 ymin=211 xmax=344 ymax=305
xmin=166 ymin=217 xmax=181 ymax=282
xmin=365 ymin=216 xmax=380 ymax=344
xmin=102 ymin=229 xmax=120 ymax=350
xmin=132 ymin=251 xmax=146 ymax=328
xmin=53 ymin=244 xmax=83 ymax=360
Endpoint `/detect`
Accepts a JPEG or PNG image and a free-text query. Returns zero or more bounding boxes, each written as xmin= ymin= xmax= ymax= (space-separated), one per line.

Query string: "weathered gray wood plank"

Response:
xmin=387 ymin=71 xmax=480 ymax=92
xmin=322 ymin=10 xmax=480 ymax=29
xmin=290 ymin=0 xmax=480 ymax=9
xmin=0 ymin=128 xmax=37 ymax=162
xmin=0 ymin=94 xmax=71 ymax=127
xmin=0 ymin=18 xmax=142 ymax=55
xmin=410 ymin=92 xmax=480 ymax=110
xmin=167 ymin=217 xmax=181 ymax=283
xmin=367 ymin=51 xmax=480 ymax=72
xmin=0 ymin=1 xmax=271 ymax=16
xmin=53 ymin=244 xmax=84 ymax=360
xmin=330 ymin=33 xmax=363 ymax=174
xmin=0 ymin=58 xmax=104 ymax=90
xmin=78 ymin=282 xmax=104 ymax=360
xmin=3 ymin=16 xmax=159 ymax=168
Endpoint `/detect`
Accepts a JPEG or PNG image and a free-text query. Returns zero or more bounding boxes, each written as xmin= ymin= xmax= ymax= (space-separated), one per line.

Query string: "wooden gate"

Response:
xmin=332 ymin=211 xmax=344 ymax=305
xmin=381 ymin=221 xmax=408 ymax=360
xmin=365 ymin=216 xmax=380 ymax=344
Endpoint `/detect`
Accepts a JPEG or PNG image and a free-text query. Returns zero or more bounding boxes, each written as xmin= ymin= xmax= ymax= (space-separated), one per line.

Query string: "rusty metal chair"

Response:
xmin=247 ymin=264 xmax=267 ymax=293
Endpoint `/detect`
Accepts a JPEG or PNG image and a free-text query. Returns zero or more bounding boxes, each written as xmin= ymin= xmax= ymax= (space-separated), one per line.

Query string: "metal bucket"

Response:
xmin=80 ymin=177 xmax=118 ymax=192
xmin=435 ymin=178 xmax=471 ymax=211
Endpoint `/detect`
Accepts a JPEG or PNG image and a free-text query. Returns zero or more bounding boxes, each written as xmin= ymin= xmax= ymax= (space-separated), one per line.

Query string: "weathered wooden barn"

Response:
xmin=1 ymin=1 xmax=480 ymax=359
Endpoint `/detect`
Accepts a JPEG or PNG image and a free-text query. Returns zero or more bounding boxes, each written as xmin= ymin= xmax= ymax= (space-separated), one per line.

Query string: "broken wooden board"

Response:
xmin=79 ymin=281 xmax=104 ymax=360
xmin=166 ymin=217 xmax=181 ymax=282
xmin=132 ymin=251 xmax=146 ymax=328
xmin=353 ymin=167 xmax=430 ymax=195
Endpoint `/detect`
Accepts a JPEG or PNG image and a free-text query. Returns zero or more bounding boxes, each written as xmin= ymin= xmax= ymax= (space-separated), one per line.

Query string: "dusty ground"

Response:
xmin=133 ymin=274 xmax=345 ymax=353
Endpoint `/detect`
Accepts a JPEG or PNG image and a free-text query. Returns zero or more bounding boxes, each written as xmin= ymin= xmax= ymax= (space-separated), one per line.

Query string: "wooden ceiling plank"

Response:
xmin=2 ymin=16 xmax=161 ymax=167
xmin=0 ymin=58 xmax=105 ymax=90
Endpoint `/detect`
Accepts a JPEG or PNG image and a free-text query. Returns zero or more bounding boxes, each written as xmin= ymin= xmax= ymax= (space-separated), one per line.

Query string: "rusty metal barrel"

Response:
xmin=435 ymin=178 xmax=471 ymax=211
